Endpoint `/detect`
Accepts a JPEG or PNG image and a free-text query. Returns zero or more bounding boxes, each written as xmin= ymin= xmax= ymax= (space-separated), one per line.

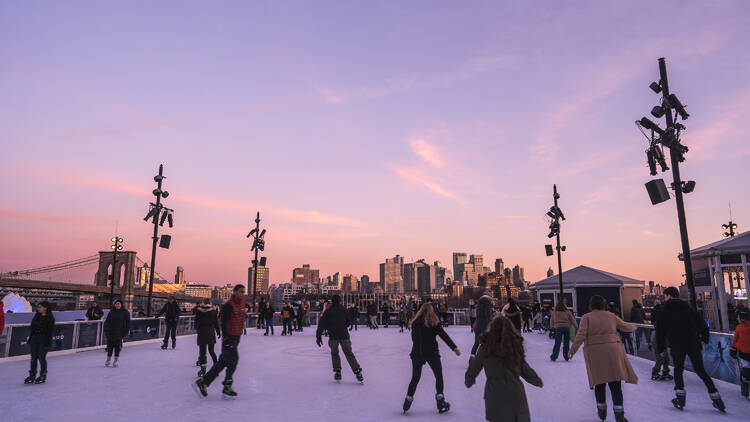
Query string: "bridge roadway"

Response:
xmin=1 ymin=327 xmax=747 ymax=421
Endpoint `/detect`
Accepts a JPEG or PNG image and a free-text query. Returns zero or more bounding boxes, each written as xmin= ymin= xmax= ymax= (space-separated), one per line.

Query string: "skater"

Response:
xmin=398 ymin=305 xmax=407 ymax=332
xmin=568 ymin=295 xmax=638 ymax=422
xmin=650 ymin=299 xmax=672 ymax=380
xmin=194 ymin=284 xmax=246 ymax=399
xmin=316 ymin=295 xmax=363 ymax=383
xmin=502 ymin=299 xmax=522 ymax=332
xmin=25 ymin=301 xmax=54 ymax=384
xmin=296 ymin=301 xmax=305 ymax=332
xmin=550 ymin=301 xmax=578 ymax=361
xmin=348 ymin=303 xmax=359 ymax=331
xmin=194 ymin=298 xmax=220 ymax=376
xmin=256 ymin=299 xmax=266 ymax=330
xmin=104 ymin=299 xmax=130 ymax=367
xmin=304 ymin=300 xmax=311 ymax=327
xmin=465 ymin=316 xmax=543 ymax=422
xmin=0 ymin=301 xmax=4 ymax=338
xmin=468 ymin=299 xmax=477 ymax=331
xmin=263 ymin=302 xmax=275 ymax=335
xmin=470 ymin=295 xmax=493 ymax=359
xmin=730 ymin=308 xmax=750 ymax=400
xmin=155 ymin=296 xmax=181 ymax=349
xmin=521 ymin=305 xmax=532 ymax=333
xmin=656 ymin=287 xmax=725 ymax=412
xmin=86 ymin=301 xmax=104 ymax=321
xmin=402 ymin=303 xmax=461 ymax=414
xmin=630 ymin=299 xmax=651 ymax=351
xmin=281 ymin=302 xmax=294 ymax=335
xmin=381 ymin=303 xmax=391 ymax=328
xmin=367 ymin=302 xmax=378 ymax=329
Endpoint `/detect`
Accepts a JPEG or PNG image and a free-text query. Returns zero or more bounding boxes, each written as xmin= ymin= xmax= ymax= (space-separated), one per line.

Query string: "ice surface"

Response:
xmin=2 ymin=327 xmax=747 ymax=421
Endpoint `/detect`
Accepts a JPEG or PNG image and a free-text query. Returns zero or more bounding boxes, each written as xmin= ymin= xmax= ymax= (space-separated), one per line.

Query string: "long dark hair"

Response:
xmin=479 ymin=316 xmax=525 ymax=375
xmin=477 ymin=297 xmax=493 ymax=323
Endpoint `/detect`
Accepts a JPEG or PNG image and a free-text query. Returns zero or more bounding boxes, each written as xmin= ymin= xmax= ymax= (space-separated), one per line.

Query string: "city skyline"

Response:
xmin=2 ymin=2 xmax=750 ymax=288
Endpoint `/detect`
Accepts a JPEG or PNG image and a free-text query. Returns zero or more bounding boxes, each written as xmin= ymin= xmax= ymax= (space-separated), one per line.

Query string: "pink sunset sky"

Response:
xmin=1 ymin=2 xmax=749 ymax=287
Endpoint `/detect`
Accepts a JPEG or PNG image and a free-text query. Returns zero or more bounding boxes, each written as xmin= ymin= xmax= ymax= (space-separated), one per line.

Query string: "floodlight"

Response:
xmin=161 ymin=190 xmax=169 ymax=198
xmin=651 ymin=105 xmax=665 ymax=118
xmin=111 ymin=245 xmax=116 ymax=250
xmin=545 ymin=245 xmax=553 ymax=256
xmin=154 ymin=175 xmax=164 ymax=182
xmin=111 ymin=237 xmax=117 ymax=242
xmin=159 ymin=211 xmax=169 ymax=226
xmin=561 ymin=246 xmax=567 ymax=251
xmin=117 ymin=245 xmax=123 ymax=250
xmin=546 ymin=211 xmax=556 ymax=219
xmin=638 ymin=117 xmax=664 ymax=135
xmin=722 ymin=224 xmax=729 ymax=229
xmin=682 ymin=180 xmax=696 ymax=193
xmin=152 ymin=189 xmax=162 ymax=196
xmin=144 ymin=208 xmax=158 ymax=221
xmin=259 ymin=229 xmax=266 ymax=238
xmin=646 ymin=149 xmax=657 ymax=176
xmin=667 ymin=94 xmax=689 ymax=120
xmin=649 ymin=81 xmax=662 ymax=93
xmin=167 ymin=214 xmax=173 ymax=228
xmin=246 ymin=228 xmax=258 ymax=238
xmin=652 ymin=146 xmax=669 ymax=172
xmin=554 ymin=206 xmax=565 ymax=221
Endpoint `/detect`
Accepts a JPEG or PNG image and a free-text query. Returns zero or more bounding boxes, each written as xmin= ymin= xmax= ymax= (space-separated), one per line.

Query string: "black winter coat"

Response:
xmin=194 ymin=304 xmax=220 ymax=345
xmin=629 ymin=304 xmax=645 ymax=323
xmin=349 ymin=306 xmax=360 ymax=320
xmin=156 ymin=301 xmax=181 ymax=323
xmin=86 ymin=305 xmax=104 ymax=321
xmin=316 ymin=304 xmax=351 ymax=341
xmin=262 ymin=304 xmax=275 ymax=319
xmin=29 ymin=312 xmax=55 ymax=347
xmin=656 ymin=299 xmax=709 ymax=353
xmin=104 ymin=308 xmax=131 ymax=341
xmin=410 ymin=317 xmax=457 ymax=359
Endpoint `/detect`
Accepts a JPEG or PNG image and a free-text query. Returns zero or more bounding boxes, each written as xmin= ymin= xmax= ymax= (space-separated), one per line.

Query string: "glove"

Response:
xmin=730 ymin=347 xmax=737 ymax=359
xmin=316 ymin=338 xmax=323 ymax=347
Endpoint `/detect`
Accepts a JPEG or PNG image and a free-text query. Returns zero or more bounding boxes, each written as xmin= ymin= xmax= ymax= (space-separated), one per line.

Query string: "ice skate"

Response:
xmin=672 ymin=390 xmax=686 ymax=410
xmin=34 ymin=372 xmax=46 ymax=384
xmin=197 ymin=365 xmax=206 ymax=377
xmin=436 ymin=393 xmax=450 ymax=414
xmin=195 ymin=359 xmax=201 ymax=367
xmin=171 ymin=340 xmax=176 ymax=349
xmin=160 ymin=342 xmax=168 ymax=350
xmin=105 ymin=357 xmax=111 ymax=367
xmin=741 ymin=378 xmax=749 ymax=400
xmin=334 ymin=370 xmax=342 ymax=383
xmin=354 ymin=368 xmax=364 ymax=384
xmin=710 ymin=392 xmax=726 ymax=413
xmin=659 ymin=371 xmax=673 ymax=381
xmin=402 ymin=396 xmax=413 ymax=414
xmin=596 ymin=403 xmax=607 ymax=421
xmin=222 ymin=381 xmax=237 ymax=400
xmin=613 ymin=405 xmax=628 ymax=422
xmin=113 ymin=357 xmax=119 ymax=368
xmin=24 ymin=371 xmax=36 ymax=384
xmin=193 ymin=378 xmax=208 ymax=398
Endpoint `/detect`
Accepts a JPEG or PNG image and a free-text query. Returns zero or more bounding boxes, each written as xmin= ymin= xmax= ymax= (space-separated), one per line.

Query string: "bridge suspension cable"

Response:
xmin=1 ymin=255 xmax=99 ymax=278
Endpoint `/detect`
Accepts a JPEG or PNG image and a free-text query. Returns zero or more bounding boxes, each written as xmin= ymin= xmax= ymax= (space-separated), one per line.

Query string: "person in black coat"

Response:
xmin=316 ymin=295 xmax=363 ymax=382
xmin=281 ymin=302 xmax=295 ymax=336
xmin=296 ymin=302 xmax=305 ymax=332
xmin=86 ymin=301 xmax=104 ymax=321
xmin=25 ymin=301 xmax=55 ymax=384
xmin=263 ymin=302 xmax=275 ymax=336
xmin=194 ymin=299 xmax=220 ymax=375
xmin=348 ymin=304 xmax=359 ymax=331
xmin=630 ymin=299 xmax=651 ymax=351
xmin=471 ymin=295 xmax=493 ymax=358
xmin=403 ymin=302 xmax=461 ymax=415
xmin=155 ymin=296 xmax=181 ymax=349
xmin=656 ymin=287 xmax=724 ymax=411
xmin=367 ymin=302 xmax=378 ymax=329
xmin=650 ymin=300 xmax=671 ymax=379
xmin=104 ymin=299 xmax=131 ymax=367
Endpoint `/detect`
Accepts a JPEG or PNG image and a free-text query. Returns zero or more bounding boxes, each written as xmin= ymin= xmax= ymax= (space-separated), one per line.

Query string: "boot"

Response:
xmin=334 ymin=369 xmax=342 ymax=382
xmin=105 ymin=356 xmax=111 ymax=367
xmin=161 ymin=342 xmax=168 ymax=350
xmin=354 ymin=368 xmax=364 ymax=384
xmin=171 ymin=339 xmax=176 ymax=349
xmin=193 ymin=377 xmax=208 ymax=398
xmin=741 ymin=377 xmax=749 ymax=399
xmin=222 ymin=380 xmax=237 ymax=400
xmin=113 ymin=357 xmax=119 ymax=368
xmin=660 ymin=370 xmax=673 ymax=380
xmin=613 ymin=405 xmax=628 ymax=422
xmin=197 ymin=365 xmax=206 ymax=377
xmin=24 ymin=371 xmax=36 ymax=384
xmin=195 ymin=359 xmax=201 ymax=367
xmin=672 ymin=389 xmax=686 ymax=410
xmin=597 ymin=403 xmax=607 ymax=421
xmin=436 ymin=393 xmax=450 ymax=414
xmin=34 ymin=371 xmax=46 ymax=384
xmin=710 ymin=392 xmax=726 ymax=413
xmin=403 ymin=396 xmax=413 ymax=414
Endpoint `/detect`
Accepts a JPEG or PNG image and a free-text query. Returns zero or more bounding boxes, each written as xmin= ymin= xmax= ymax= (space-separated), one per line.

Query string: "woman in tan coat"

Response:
xmin=568 ymin=295 xmax=637 ymax=422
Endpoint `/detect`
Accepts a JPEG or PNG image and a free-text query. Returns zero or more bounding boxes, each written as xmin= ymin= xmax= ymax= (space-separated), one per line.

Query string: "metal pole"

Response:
xmin=553 ymin=185 xmax=564 ymax=300
xmin=146 ymin=164 xmax=163 ymax=316
xmin=658 ymin=58 xmax=697 ymax=311
xmin=251 ymin=212 xmax=260 ymax=312
xmin=109 ymin=237 xmax=119 ymax=307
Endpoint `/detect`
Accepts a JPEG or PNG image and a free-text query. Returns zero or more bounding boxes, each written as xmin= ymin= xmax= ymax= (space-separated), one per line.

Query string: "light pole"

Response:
xmin=246 ymin=211 xmax=266 ymax=311
xmin=544 ymin=185 xmax=566 ymax=301
xmin=144 ymin=164 xmax=174 ymax=316
xmin=109 ymin=236 xmax=123 ymax=306
xmin=636 ymin=57 xmax=697 ymax=311
xmin=722 ymin=221 xmax=738 ymax=238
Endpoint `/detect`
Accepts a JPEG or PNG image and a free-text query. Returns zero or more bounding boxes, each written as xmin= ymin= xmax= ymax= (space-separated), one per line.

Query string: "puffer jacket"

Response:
xmin=194 ymin=304 xmax=220 ymax=345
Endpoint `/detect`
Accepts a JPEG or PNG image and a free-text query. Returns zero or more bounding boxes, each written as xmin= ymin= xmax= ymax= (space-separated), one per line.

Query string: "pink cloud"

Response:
xmin=409 ymin=138 xmax=443 ymax=168
xmin=391 ymin=167 xmax=458 ymax=200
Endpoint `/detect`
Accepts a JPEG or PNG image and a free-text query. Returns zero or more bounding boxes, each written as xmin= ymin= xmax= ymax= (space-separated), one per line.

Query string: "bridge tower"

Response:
xmin=95 ymin=251 xmax=137 ymax=309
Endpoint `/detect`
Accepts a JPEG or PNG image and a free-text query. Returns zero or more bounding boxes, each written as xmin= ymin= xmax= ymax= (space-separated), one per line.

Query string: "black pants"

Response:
xmin=297 ymin=316 xmax=304 ymax=331
xmin=594 ymin=381 xmax=623 ymax=406
xmin=106 ymin=339 xmax=123 ymax=357
xmin=671 ymin=346 xmax=717 ymax=393
xmin=29 ymin=335 xmax=49 ymax=374
xmin=350 ymin=318 xmax=358 ymax=331
xmin=633 ymin=327 xmax=651 ymax=350
xmin=204 ymin=336 xmax=240 ymax=386
xmin=407 ymin=356 xmax=443 ymax=396
xmin=471 ymin=331 xmax=481 ymax=356
xmin=282 ymin=318 xmax=293 ymax=334
xmin=652 ymin=348 xmax=670 ymax=374
xmin=522 ymin=319 xmax=531 ymax=332
xmin=163 ymin=322 xmax=177 ymax=344
xmin=199 ymin=342 xmax=217 ymax=365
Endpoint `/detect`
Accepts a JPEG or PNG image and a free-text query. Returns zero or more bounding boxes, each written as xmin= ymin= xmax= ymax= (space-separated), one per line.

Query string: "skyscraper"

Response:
xmin=452 ymin=252 xmax=467 ymax=283
xmin=249 ymin=265 xmax=270 ymax=293
xmin=403 ymin=262 xmax=418 ymax=293
xmin=512 ymin=265 xmax=525 ymax=288
xmin=494 ymin=258 xmax=504 ymax=274
xmin=416 ymin=260 xmax=436 ymax=294
xmin=434 ymin=261 xmax=447 ymax=289
xmin=291 ymin=264 xmax=320 ymax=285
xmin=332 ymin=272 xmax=342 ymax=287
xmin=174 ymin=266 xmax=185 ymax=284
xmin=342 ymin=274 xmax=357 ymax=293
xmin=360 ymin=275 xmax=370 ymax=293
xmin=379 ymin=255 xmax=404 ymax=293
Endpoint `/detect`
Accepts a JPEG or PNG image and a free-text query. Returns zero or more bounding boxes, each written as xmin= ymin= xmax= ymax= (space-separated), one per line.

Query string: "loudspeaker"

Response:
xmin=645 ymin=179 xmax=670 ymax=205
xmin=545 ymin=245 xmax=554 ymax=256
xmin=259 ymin=257 xmax=267 ymax=267
xmin=159 ymin=234 xmax=172 ymax=249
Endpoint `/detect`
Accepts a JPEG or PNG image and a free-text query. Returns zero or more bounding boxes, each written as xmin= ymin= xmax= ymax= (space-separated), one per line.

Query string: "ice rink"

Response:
xmin=2 ymin=326 xmax=747 ymax=421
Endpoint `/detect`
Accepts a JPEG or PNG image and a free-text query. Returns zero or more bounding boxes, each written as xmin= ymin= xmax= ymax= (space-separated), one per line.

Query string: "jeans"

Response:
xmin=198 ymin=342 xmax=217 ymax=365
xmin=551 ymin=327 xmax=571 ymax=360
xmin=633 ymin=327 xmax=651 ymax=351
xmin=594 ymin=381 xmax=623 ymax=406
xmin=329 ymin=339 xmax=361 ymax=372
xmin=264 ymin=318 xmax=274 ymax=335
xmin=619 ymin=331 xmax=634 ymax=354
xmin=407 ymin=356 xmax=444 ymax=396
xmin=106 ymin=339 xmax=123 ymax=357
xmin=671 ymin=346 xmax=717 ymax=393
xmin=204 ymin=336 xmax=240 ymax=386
xmin=29 ymin=335 xmax=49 ymax=374
xmin=163 ymin=322 xmax=177 ymax=344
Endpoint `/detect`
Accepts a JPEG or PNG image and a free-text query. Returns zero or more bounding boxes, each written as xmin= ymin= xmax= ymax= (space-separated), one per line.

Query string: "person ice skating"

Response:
xmin=402 ymin=302 xmax=461 ymax=415
xmin=470 ymin=295 xmax=493 ymax=360
xmin=468 ymin=299 xmax=477 ymax=331
xmin=649 ymin=299 xmax=672 ymax=380
xmin=521 ymin=305 xmax=532 ymax=333
xmin=550 ymin=301 xmax=578 ymax=361
xmin=730 ymin=308 xmax=750 ymax=400
xmin=367 ymin=302 xmax=378 ymax=329
xmin=0 ymin=301 xmax=4 ymax=339
xmin=194 ymin=284 xmax=246 ymax=399
xmin=316 ymin=295 xmax=364 ymax=383
xmin=86 ymin=301 xmax=104 ymax=321
xmin=465 ymin=315 xmax=543 ymax=422
xmin=256 ymin=299 xmax=266 ymax=330
xmin=155 ymin=296 xmax=181 ymax=349
xmin=281 ymin=302 xmax=294 ymax=336
xmin=263 ymin=302 xmax=274 ymax=335
xmin=381 ymin=303 xmax=391 ymax=328
xmin=296 ymin=301 xmax=305 ymax=332
xmin=568 ymin=295 xmax=638 ymax=422
xmin=656 ymin=287 xmax=725 ymax=412
xmin=629 ymin=299 xmax=650 ymax=351
xmin=348 ymin=303 xmax=359 ymax=331
xmin=25 ymin=301 xmax=54 ymax=384
xmin=399 ymin=305 xmax=407 ymax=332
xmin=502 ymin=299 xmax=522 ymax=332
xmin=194 ymin=298 xmax=220 ymax=376
xmin=104 ymin=299 xmax=130 ymax=367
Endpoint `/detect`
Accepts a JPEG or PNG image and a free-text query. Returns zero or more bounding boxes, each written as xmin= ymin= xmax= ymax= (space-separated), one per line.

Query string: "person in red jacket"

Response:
xmin=730 ymin=308 xmax=750 ymax=400
xmin=0 ymin=301 xmax=5 ymax=339
xmin=194 ymin=284 xmax=246 ymax=400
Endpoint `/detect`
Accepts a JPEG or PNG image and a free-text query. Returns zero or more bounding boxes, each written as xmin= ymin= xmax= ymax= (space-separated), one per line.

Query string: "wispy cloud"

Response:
xmin=409 ymin=138 xmax=442 ymax=168
xmin=391 ymin=167 xmax=459 ymax=200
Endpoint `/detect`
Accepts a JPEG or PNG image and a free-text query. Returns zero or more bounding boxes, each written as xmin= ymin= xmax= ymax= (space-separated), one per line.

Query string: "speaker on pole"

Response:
xmin=159 ymin=234 xmax=172 ymax=249
xmin=259 ymin=256 xmax=267 ymax=266
xmin=645 ymin=179 xmax=670 ymax=205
